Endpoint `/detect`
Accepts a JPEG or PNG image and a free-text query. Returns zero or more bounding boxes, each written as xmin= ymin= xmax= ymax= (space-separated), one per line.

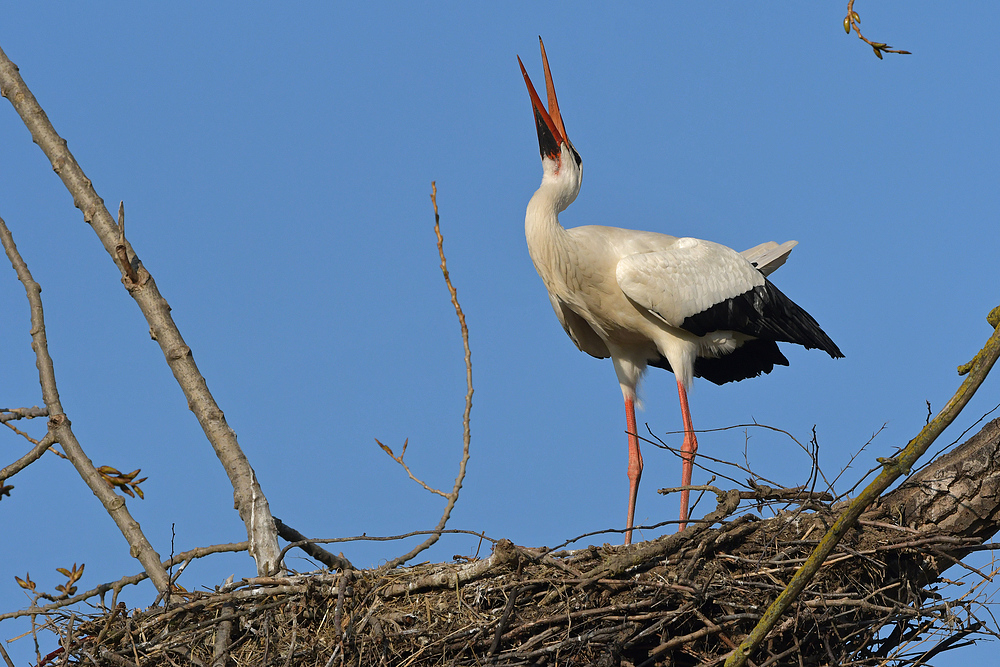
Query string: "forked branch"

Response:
xmin=382 ymin=183 xmax=474 ymax=569
xmin=0 ymin=43 xmax=281 ymax=576
xmin=0 ymin=214 xmax=169 ymax=593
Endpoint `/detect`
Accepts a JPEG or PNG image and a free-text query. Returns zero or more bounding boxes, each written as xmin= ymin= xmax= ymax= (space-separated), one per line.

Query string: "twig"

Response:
xmin=0 ymin=44 xmax=282 ymax=576
xmin=384 ymin=182 xmax=474 ymax=569
xmin=487 ymin=587 xmax=519 ymax=661
xmin=0 ymin=542 xmax=249 ymax=622
xmin=0 ymin=431 xmax=56 ymax=483
xmin=725 ymin=305 xmax=1000 ymax=667
xmin=0 ymin=406 xmax=48 ymax=422
xmin=276 ymin=529 xmax=496 ymax=567
xmin=0 ymin=642 xmax=15 ymax=667
xmin=0 ymin=213 xmax=169 ymax=593
xmin=375 ymin=438 xmax=449 ymax=498
xmin=843 ymin=1 xmax=912 ymax=59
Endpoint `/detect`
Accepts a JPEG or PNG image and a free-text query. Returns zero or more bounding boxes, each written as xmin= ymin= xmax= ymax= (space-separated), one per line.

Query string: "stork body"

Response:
xmin=520 ymin=41 xmax=843 ymax=544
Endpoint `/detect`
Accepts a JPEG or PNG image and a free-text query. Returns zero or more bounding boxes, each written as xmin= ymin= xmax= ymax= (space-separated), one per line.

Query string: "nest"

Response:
xmin=30 ymin=490 xmax=995 ymax=667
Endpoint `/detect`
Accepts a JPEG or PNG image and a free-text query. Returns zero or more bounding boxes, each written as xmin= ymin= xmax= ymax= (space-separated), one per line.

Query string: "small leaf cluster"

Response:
xmin=15 ymin=563 xmax=85 ymax=600
xmin=55 ymin=563 xmax=85 ymax=597
xmin=14 ymin=572 xmax=35 ymax=592
xmin=843 ymin=6 xmax=911 ymax=59
xmin=97 ymin=465 xmax=148 ymax=499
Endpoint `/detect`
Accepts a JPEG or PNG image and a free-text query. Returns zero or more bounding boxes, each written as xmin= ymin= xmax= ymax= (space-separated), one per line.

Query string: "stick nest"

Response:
xmin=34 ymin=495 xmax=996 ymax=667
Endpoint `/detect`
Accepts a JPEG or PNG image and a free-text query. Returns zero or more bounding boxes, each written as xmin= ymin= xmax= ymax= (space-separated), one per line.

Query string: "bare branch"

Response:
xmin=275 ymin=528 xmax=496 ymax=568
xmin=0 ymin=213 xmax=169 ymax=593
xmin=384 ymin=183 xmax=474 ymax=569
xmin=375 ymin=438 xmax=449 ymax=498
xmin=0 ymin=44 xmax=281 ymax=576
xmin=0 ymin=406 xmax=48 ymax=423
xmin=0 ymin=431 xmax=55 ymax=487
xmin=0 ymin=542 xmax=249 ymax=623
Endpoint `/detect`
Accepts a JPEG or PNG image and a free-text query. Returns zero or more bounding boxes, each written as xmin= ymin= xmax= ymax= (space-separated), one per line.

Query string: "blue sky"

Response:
xmin=1 ymin=3 xmax=998 ymax=664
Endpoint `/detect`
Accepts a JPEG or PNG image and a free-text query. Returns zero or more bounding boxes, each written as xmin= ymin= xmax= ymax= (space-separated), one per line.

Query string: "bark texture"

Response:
xmin=889 ymin=417 xmax=1000 ymax=546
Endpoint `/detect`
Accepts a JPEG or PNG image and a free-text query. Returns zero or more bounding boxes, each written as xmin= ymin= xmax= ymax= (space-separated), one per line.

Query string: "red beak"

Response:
xmin=518 ymin=37 xmax=570 ymax=161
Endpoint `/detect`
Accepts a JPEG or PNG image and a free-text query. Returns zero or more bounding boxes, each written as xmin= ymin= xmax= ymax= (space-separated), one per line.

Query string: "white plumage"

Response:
xmin=519 ymin=40 xmax=842 ymax=544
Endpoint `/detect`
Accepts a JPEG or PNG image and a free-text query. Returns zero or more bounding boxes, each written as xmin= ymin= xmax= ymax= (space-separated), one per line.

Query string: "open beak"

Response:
xmin=518 ymin=37 xmax=570 ymax=162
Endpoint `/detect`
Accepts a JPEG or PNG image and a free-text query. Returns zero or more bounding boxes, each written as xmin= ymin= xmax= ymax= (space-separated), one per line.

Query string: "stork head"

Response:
xmin=519 ymin=38 xmax=582 ymax=211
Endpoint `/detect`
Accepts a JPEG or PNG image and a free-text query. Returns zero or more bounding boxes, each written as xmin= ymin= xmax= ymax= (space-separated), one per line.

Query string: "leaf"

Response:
xmin=15 ymin=574 xmax=35 ymax=591
xmin=843 ymin=16 xmax=850 ymax=34
xmin=375 ymin=438 xmax=394 ymax=458
xmin=56 ymin=567 xmax=72 ymax=578
xmin=872 ymin=46 xmax=883 ymax=59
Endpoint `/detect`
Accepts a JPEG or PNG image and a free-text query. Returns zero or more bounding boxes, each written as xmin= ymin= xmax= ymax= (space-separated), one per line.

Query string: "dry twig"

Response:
xmin=381 ymin=183 xmax=474 ymax=569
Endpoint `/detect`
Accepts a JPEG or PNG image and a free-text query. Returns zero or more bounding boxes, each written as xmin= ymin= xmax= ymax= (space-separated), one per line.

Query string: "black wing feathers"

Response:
xmin=650 ymin=339 xmax=790 ymax=386
xmin=680 ymin=279 xmax=843 ymax=359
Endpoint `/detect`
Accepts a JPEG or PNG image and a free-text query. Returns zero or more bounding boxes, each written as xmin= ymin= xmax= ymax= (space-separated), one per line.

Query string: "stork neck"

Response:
xmin=525 ymin=182 xmax=568 ymax=238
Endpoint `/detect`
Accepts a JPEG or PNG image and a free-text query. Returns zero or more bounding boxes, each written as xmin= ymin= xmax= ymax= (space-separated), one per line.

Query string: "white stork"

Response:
xmin=519 ymin=39 xmax=842 ymax=544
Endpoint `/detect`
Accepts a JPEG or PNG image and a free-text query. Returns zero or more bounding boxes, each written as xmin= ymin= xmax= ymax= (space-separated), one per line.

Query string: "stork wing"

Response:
xmin=740 ymin=240 xmax=797 ymax=277
xmin=617 ymin=238 xmax=844 ymax=357
xmin=616 ymin=238 xmax=765 ymax=331
xmin=548 ymin=293 xmax=610 ymax=359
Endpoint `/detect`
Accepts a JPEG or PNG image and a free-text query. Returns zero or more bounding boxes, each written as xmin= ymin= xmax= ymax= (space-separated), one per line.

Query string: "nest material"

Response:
xmin=35 ymin=493 xmax=993 ymax=667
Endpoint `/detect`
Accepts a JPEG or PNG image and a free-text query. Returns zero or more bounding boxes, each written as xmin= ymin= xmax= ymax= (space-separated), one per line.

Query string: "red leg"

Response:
xmin=624 ymin=394 xmax=643 ymax=545
xmin=677 ymin=379 xmax=698 ymax=531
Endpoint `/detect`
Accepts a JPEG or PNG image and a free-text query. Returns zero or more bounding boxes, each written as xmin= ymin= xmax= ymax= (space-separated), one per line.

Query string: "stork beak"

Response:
xmin=518 ymin=37 xmax=571 ymax=163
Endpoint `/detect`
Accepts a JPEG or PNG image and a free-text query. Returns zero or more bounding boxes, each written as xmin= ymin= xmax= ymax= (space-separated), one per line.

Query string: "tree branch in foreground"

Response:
xmin=726 ymin=305 xmax=1000 ymax=667
xmin=0 ymin=214 xmax=169 ymax=593
xmin=381 ymin=183 xmax=474 ymax=569
xmin=0 ymin=43 xmax=281 ymax=576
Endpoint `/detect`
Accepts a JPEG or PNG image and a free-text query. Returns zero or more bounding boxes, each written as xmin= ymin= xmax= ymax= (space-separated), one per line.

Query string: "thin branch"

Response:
xmin=0 ymin=43 xmax=281 ymax=576
xmin=726 ymin=305 xmax=1000 ymax=667
xmin=277 ymin=529 xmax=496 ymax=568
xmin=384 ymin=182 xmax=473 ymax=569
xmin=0 ymin=430 xmax=56 ymax=484
xmin=0 ymin=213 xmax=169 ymax=593
xmin=844 ymin=1 xmax=912 ymax=59
xmin=0 ymin=406 xmax=48 ymax=423
xmin=375 ymin=438 xmax=449 ymax=498
xmin=0 ymin=542 xmax=249 ymax=623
